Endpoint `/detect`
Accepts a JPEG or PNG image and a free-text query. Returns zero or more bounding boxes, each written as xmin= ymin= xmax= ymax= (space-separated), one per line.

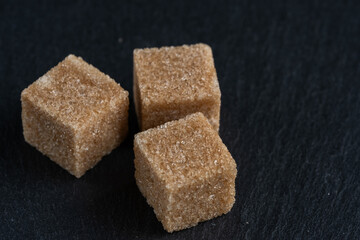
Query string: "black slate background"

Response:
xmin=1 ymin=0 xmax=360 ymax=239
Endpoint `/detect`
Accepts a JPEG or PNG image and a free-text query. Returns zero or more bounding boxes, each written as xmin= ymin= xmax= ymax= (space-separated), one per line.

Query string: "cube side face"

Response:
xmin=134 ymin=141 xmax=170 ymax=223
xmin=133 ymin=64 xmax=143 ymax=130
xmin=140 ymin=95 xmax=220 ymax=131
xmin=133 ymin=44 xmax=221 ymax=131
xmin=73 ymin=96 xmax=129 ymax=177
xmin=21 ymin=93 xmax=77 ymax=175
xmin=163 ymin=171 xmax=236 ymax=232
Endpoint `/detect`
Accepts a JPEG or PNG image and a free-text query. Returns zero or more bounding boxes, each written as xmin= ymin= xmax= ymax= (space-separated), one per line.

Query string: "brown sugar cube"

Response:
xmin=133 ymin=43 xmax=221 ymax=131
xmin=134 ymin=112 xmax=237 ymax=232
xmin=21 ymin=54 xmax=129 ymax=178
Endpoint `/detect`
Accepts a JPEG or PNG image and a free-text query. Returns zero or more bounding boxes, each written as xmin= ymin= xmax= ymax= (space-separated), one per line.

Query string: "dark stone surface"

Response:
xmin=0 ymin=0 xmax=359 ymax=239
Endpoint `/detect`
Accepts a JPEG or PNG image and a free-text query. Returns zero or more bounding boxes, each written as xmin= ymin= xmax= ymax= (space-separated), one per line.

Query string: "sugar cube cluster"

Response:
xmin=21 ymin=43 xmax=237 ymax=232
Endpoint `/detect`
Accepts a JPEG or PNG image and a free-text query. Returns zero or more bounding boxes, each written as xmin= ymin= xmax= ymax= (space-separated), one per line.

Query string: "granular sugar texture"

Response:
xmin=21 ymin=54 xmax=129 ymax=178
xmin=134 ymin=112 xmax=237 ymax=232
xmin=133 ymin=43 xmax=221 ymax=131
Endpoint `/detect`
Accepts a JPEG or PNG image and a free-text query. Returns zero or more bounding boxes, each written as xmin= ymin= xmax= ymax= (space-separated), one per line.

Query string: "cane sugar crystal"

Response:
xmin=134 ymin=112 xmax=237 ymax=232
xmin=133 ymin=43 xmax=221 ymax=131
xmin=21 ymin=54 xmax=129 ymax=178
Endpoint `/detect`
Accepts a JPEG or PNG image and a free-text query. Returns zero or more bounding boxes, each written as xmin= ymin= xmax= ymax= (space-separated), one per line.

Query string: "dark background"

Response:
xmin=1 ymin=0 xmax=359 ymax=239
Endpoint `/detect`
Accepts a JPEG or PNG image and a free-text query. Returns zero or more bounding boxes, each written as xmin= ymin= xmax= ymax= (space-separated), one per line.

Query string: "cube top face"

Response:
xmin=134 ymin=112 xmax=237 ymax=190
xmin=134 ymin=44 xmax=220 ymax=105
xmin=21 ymin=54 xmax=128 ymax=131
